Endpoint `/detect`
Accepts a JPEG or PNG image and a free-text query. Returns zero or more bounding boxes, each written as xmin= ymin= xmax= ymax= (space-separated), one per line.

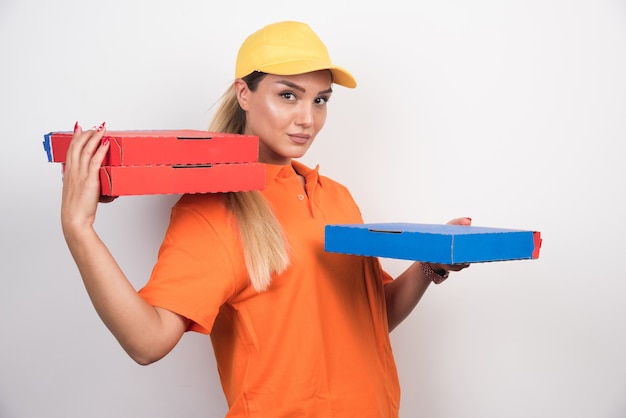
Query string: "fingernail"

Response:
xmin=466 ymin=217 xmax=472 ymax=222
xmin=97 ymin=122 xmax=106 ymax=132
xmin=102 ymin=137 xmax=109 ymax=146
xmin=74 ymin=121 xmax=79 ymax=132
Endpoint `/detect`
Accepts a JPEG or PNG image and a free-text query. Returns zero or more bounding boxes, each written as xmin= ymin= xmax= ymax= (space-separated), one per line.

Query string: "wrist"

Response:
xmin=420 ymin=262 xmax=449 ymax=284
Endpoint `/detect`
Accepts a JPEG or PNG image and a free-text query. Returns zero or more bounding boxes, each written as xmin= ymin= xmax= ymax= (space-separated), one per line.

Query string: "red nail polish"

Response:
xmin=97 ymin=122 xmax=106 ymax=132
xmin=74 ymin=121 xmax=79 ymax=132
xmin=102 ymin=137 xmax=109 ymax=146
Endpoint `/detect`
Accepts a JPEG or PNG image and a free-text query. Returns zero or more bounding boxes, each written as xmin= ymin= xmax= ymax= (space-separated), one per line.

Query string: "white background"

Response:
xmin=1 ymin=0 xmax=625 ymax=417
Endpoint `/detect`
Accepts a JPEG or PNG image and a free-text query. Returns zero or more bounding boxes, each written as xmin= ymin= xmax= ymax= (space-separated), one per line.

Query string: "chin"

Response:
xmin=262 ymin=145 xmax=311 ymax=164
xmin=288 ymin=145 xmax=312 ymax=158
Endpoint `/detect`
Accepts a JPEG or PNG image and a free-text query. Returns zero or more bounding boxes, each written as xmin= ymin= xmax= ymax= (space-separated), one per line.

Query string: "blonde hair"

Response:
xmin=209 ymin=75 xmax=290 ymax=292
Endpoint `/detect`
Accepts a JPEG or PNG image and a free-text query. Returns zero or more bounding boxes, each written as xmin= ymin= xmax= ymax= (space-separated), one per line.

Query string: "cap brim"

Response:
xmin=257 ymin=60 xmax=357 ymax=88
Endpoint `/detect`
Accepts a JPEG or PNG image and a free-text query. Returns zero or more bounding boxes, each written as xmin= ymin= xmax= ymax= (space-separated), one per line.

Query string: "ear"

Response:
xmin=234 ymin=79 xmax=251 ymax=111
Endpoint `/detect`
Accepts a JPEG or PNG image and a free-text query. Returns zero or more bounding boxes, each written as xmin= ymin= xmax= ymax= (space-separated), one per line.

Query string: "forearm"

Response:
xmin=384 ymin=262 xmax=431 ymax=332
xmin=63 ymin=225 xmax=185 ymax=364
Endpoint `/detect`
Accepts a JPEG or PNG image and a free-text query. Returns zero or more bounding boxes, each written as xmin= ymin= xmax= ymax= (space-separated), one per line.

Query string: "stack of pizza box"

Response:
xmin=43 ymin=130 xmax=264 ymax=196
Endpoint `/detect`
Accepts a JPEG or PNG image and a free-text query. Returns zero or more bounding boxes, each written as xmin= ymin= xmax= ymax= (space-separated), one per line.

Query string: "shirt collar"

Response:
xmin=264 ymin=160 xmax=323 ymax=187
xmin=292 ymin=160 xmax=322 ymax=187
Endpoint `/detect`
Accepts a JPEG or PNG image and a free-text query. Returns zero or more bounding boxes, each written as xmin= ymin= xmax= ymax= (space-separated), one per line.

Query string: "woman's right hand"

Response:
xmin=61 ymin=122 xmax=110 ymax=234
xmin=57 ymin=122 xmax=189 ymax=364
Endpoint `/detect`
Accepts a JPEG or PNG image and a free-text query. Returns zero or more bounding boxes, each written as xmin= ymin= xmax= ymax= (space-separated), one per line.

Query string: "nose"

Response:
xmin=294 ymin=103 xmax=314 ymax=128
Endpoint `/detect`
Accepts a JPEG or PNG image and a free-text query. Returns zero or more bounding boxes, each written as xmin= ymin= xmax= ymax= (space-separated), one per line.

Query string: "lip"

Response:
xmin=288 ymin=133 xmax=311 ymax=145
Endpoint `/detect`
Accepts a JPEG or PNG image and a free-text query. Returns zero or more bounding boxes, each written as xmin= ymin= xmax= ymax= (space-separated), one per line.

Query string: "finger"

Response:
xmin=79 ymin=122 xmax=107 ymax=166
xmin=65 ymin=122 xmax=86 ymax=166
xmin=89 ymin=135 xmax=110 ymax=175
xmin=67 ymin=122 xmax=97 ymax=155
xmin=437 ymin=262 xmax=470 ymax=273
xmin=447 ymin=217 xmax=472 ymax=226
xmin=448 ymin=263 xmax=470 ymax=272
xmin=66 ymin=122 xmax=105 ymax=168
xmin=99 ymin=195 xmax=118 ymax=203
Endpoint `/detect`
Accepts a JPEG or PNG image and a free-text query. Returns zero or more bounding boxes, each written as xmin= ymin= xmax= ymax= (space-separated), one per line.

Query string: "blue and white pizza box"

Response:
xmin=324 ymin=223 xmax=542 ymax=264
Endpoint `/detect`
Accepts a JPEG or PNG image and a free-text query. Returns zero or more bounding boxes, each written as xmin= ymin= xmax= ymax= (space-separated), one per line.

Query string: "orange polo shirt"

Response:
xmin=139 ymin=161 xmax=400 ymax=417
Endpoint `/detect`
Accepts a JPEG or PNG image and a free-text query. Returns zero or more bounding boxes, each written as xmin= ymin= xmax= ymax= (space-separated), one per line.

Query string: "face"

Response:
xmin=235 ymin=71 xmax=333 ymax=165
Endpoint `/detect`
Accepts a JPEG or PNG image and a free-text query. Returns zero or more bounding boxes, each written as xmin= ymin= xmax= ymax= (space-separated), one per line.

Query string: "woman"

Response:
xmin=61 ymin=20 xmax=470 ymax=417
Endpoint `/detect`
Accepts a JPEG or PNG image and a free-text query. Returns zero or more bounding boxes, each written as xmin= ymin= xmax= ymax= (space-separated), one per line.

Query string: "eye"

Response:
xmin=315 ymin=96 xmax=330 ymax=105
xmin=280 ymin=91 xmax=296 ymax=101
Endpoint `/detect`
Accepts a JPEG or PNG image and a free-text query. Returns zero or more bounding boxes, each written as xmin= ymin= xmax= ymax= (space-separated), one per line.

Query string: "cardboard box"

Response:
xmin=99 ymin=163 xmax=265 ymax=196
xmin=44 ymin=129 xmax=266 ymax=196
xmin=43 ymin=130 xmax=259 ymax=165
xmin=324 ymin=223 xmax=542 ymax=264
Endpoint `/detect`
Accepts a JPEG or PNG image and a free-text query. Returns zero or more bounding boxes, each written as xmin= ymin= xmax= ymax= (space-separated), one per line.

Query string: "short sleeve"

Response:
xmin=380 ymin=266 xmax=394 ymax=285
xmin=138 ymin=194 xmax=248 ymax=334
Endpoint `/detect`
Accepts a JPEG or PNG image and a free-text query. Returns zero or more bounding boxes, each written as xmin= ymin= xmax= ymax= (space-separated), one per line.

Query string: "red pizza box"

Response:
xmin=99 ymin=163 xmax=265 ymax=196
xmin=43 ymin=130 xmax=259 ymax=165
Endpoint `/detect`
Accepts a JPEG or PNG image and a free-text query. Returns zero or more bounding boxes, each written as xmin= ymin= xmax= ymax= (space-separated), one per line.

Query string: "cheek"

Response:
xmin=263 ymin=101 xmax=286 ymax=125
xmin=314 ymin=109 xmax=327 ymax=131
xmin=249 ymin=99 xmax=290 ymax=132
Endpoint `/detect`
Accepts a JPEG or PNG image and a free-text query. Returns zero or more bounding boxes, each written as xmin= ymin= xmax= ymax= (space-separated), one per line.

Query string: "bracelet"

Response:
xmin=421 ymin=262 xmax=449 ymax=284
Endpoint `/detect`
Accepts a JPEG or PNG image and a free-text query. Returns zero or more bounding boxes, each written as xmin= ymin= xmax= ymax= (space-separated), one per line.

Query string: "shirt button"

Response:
xmin=298 ymin=194 xmax=305 ymax=201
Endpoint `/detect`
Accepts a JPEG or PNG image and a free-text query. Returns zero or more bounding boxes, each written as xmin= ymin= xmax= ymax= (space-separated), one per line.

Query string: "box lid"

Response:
xmin=43 ymin=130 xmax=259 ymax=165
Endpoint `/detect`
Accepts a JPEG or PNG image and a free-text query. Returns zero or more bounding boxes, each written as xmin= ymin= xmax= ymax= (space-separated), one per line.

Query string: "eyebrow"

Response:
xmin=277 ymin=80 xmax=333 ymax=95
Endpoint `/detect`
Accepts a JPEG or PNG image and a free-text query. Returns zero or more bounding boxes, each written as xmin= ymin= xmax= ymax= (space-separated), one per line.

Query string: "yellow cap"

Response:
xmin=235 ymin=21 xmax=357 ymax=88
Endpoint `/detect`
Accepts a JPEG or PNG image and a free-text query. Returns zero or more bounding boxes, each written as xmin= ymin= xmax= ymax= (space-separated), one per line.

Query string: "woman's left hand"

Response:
xmin=430 ymin=217 xmax=473 ymax=274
